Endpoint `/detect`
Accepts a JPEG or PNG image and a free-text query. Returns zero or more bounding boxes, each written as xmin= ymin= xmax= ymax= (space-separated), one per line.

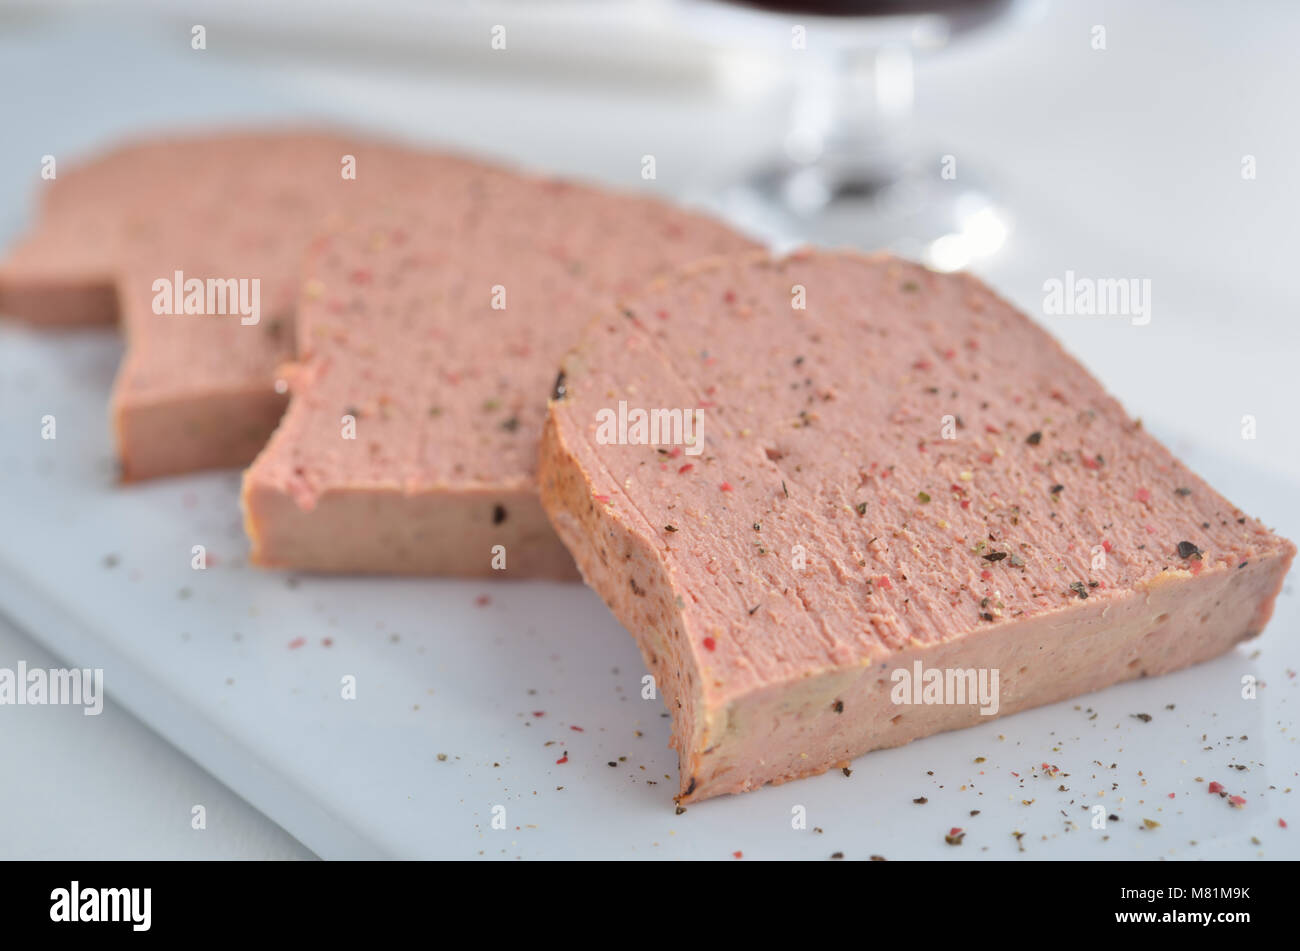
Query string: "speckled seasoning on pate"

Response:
xmin=538 ymin=249 xmax=1294 ymax=803
xmin=240 ymin=177 xmax=757 ymax=576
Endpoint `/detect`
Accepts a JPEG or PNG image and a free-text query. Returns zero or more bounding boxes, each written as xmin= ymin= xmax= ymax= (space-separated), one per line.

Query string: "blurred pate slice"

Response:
xmin=539 ymin=250 xmax=1294 ymax=802
xmin=0 ymin=130 xmax=493 ymax=478
xmin=240 ymin=180 xmax=759 ymax=576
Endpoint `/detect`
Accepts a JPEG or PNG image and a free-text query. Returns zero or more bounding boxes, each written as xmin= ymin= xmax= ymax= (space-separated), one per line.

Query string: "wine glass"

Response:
xmin=681 ymin=0 xmax=1032 ymax=269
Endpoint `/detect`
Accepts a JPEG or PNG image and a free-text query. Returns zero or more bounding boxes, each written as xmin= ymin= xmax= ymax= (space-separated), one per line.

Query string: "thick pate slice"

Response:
xmin=539 ymin=250 xmax=1294 ymax=802
xmin=240 ymin=180 xmax=758 ymax=576
xmin=0 ymin=130 xmax=494 ymax=478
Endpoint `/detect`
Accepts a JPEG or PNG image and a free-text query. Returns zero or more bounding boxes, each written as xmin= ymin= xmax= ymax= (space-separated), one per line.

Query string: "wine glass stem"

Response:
xmin=788 ymin=43 xmax=915 ymax=187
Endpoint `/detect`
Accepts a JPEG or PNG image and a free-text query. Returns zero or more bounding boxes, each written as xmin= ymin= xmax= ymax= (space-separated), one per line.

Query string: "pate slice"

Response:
xmin=240 ymin=179 xmax=759 ymax=576
xmin=539 ymin=249 xmax=1294 ymax=802
xmin=0 ymin=130 xmax=496 ymax=478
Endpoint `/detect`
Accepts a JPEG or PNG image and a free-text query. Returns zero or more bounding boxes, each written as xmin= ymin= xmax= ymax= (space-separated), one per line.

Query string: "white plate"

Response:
xmin=1 ymin=323 xmax=1295 ymax=860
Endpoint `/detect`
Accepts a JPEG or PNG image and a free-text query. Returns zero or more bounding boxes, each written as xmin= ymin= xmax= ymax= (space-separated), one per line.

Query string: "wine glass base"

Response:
xmin=711 ymin=156 xmax=1011 ymax=271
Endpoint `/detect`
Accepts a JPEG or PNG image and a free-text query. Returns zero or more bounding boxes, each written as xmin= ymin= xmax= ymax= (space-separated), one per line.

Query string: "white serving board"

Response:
xmin=0 ymin=323 xmax=1296 ymax=860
